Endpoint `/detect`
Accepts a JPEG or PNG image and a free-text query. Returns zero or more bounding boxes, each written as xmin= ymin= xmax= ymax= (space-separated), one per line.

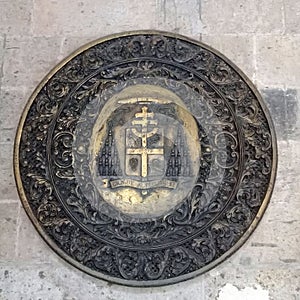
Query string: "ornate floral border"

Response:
xmin=14 ymin=31 xmax=277 ymax=286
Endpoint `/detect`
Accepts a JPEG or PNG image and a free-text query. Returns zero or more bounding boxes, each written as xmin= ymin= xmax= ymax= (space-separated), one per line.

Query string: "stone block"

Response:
xmin=0 ymin=143 xmax=18 ymax=201
xmin=255 ymin=269 xmax=300 ymax=300
xmin=244 ymin=200 xmax=300 ymax=266
xmin=0 ymin=203 xmax=18 ymax=260
xmin=202 ymin=35 xmax=254 ymax=79
xmin=261 ymin=88 xmax=299 ymax=140
xmin=0 ymin=143 xmax=13 ymax=171
xmin=16 ymin=208 xmax=61 ymax=264
xmin=33 ymin=0 xmax=157 ymax=37
xmin=256 ymin=35 xmax=300 ymax=87
xmin=0 ymin=263 xmax=64 ymax=300
xmin=0 ymin=128 xmax=15 ymax=144
xmin=156 ymin=0 xmax=203 ymax=39
xmin=201 ymin=0 xmax=283 ymax=34
xmin=288 ymin=140 xmax=300 ymax=181
xmin=0 ymin=261 xmax=205 ymax=300
xmin=0 ymin=168 xmax=18 ymax=202
xmin=0 ymin=88 xmax=28 ymax=130
xmin=2 ymin=37 xmax=62 ymax=89
xmin=60 ymin=0 xmax=203 ymax=57
xmin=0 ymin=0 xmax=32 ymax=35
xmin=286 ymin=89 xmax=300 ymax=139
xmin=275 ymin=141 xmax=296 ymax=199
xmin=0 ymin=88 xmax=28 ymax=202
xmin=0 ymin=35 xmax=5 ymax=82
xmin=285 ymin=0 xmax=300 ymax=33
xmin=217 ymin=283 xmax=269 ymax=300
xmin=203 ymin=267 xmax=299 ymax=300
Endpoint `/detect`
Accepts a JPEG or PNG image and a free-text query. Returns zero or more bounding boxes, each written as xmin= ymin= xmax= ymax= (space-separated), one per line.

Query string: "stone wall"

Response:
xmin=0 ymin=1 xmax=299 ymax=299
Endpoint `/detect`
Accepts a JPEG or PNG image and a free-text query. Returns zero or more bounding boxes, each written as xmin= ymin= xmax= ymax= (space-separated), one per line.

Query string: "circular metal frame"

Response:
xmin=14 ymin=30 xmax=277 ymax=286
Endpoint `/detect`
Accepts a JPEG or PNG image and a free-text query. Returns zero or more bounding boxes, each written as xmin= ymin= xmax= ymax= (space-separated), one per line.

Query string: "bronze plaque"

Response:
xmin=14 ymin=31 xmax=277 ymax=286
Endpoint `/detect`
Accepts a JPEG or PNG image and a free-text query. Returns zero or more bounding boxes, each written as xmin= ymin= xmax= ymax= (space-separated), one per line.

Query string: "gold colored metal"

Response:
xmin=89 ymin=84 xmax=200 ymax=217
xmin=14 ymin=30 xmax=277 ymax=287
xmin=128 ymin=106 xmax=163 ymax=178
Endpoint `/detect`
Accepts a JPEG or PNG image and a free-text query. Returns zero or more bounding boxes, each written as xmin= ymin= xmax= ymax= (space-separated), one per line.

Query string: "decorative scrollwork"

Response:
xmin=16 ymin=32 xmax=276 ymax=286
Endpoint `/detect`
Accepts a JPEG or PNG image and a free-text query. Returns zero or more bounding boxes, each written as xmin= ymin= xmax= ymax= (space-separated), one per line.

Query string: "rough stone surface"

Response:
xmin=0 ymin=262 xmax=205 ymax=300
xmin=256 ymin=35 xmax=300 ymax=87
xmin=0 ymin=142 xmax=18 ymax=201
xmin=284 ymin=0 xmax=300 ymax=33
xmin=0 ymin=203 xmax=18 ymax=260
xmin=0 ymin=35 xmax=5 ymax=86
xmin=286 ymin=89 xmax=300 ymax=139
xmin=261 ymin=88 xmax=299 ymax=139
xmin=217 ymin=283 xmax=269 ymax=300
xmin=32 ymin=0 xmax=158 ymax=37
xmin=203 ymin=267 xmax=300 ymax=300
xmin=15 ymin=209 xmax=59 ymax=263
xmin=2 ymin=36 xmax=62 ymax=89
xmin=156 ymin=0 xmax=203 ymax=39
xmin=0 ymin=0 xmax=299 ymax=299
xmin=201 ymin=0 xmax=284 ymax=34
xmin=0 ymin=88 xmax=28 ymax=130
xmin=0 ymin=0 xmax=33 ymax=36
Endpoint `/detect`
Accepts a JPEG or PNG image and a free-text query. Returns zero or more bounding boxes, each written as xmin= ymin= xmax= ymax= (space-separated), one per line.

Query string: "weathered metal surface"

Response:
xmin=14 ymin=31 xmax=277 ymax=286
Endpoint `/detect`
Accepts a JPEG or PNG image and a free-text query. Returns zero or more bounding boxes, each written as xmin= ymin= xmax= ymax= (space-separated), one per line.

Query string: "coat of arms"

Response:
xmin=93 ymin=87 xmax=200 ymax=217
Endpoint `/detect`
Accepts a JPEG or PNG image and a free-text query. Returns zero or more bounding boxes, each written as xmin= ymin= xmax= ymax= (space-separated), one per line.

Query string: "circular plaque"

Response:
xmin=14 ymin=31 xmax=277 ymax=286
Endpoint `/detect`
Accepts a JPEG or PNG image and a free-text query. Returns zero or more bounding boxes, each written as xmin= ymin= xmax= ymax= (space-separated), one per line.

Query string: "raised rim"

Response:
xmin=13 ymin=30 xmax=278 ymax=287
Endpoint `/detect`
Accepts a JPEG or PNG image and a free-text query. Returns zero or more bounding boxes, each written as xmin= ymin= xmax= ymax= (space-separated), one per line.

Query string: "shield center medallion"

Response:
xmin=89 ymin=84 xmax=200 ymax=218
